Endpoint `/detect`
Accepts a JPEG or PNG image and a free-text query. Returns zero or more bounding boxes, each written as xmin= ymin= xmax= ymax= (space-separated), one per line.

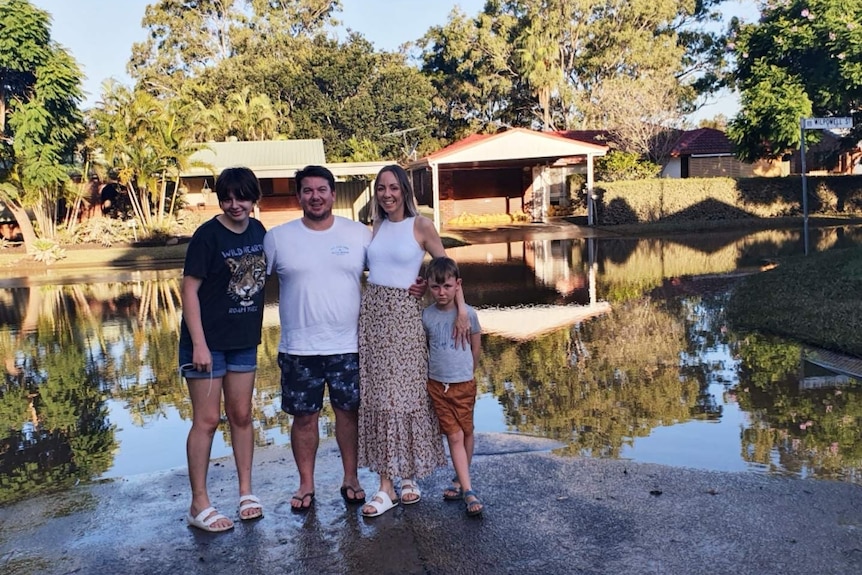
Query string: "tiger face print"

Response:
xmin=225 ymin=253 xmax=266 ymax=307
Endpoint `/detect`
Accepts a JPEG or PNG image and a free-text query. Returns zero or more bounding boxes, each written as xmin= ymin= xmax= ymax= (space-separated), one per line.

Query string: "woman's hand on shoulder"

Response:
xmin=453 ymin=304 xmax=471 ymax=349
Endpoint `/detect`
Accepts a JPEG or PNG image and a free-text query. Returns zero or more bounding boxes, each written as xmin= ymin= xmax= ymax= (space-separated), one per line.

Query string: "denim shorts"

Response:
xmin=178 ymin=343 xmax=258 ymax=379
xmin=278 ymin=352 xmax=360 ymax=415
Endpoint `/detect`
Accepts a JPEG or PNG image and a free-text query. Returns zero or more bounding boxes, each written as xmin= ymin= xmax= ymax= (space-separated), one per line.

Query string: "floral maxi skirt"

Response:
xmin=357 ymin=283 xmax=446 ymax=479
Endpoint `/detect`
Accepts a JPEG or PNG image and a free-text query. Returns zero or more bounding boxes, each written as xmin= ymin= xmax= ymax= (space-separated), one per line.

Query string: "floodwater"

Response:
xmin=2 ymin=224 xmax=861 ymax=506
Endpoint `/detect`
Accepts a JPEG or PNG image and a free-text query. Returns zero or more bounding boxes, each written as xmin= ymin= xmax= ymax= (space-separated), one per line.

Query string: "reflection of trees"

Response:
xmin=0 ymin=307 xmax=116 ymax=504
xmin=109 ymin=283 xmax=290 ymax=448
xmin=734 ymin=334 xmax=862 ymax=481
xmin=0 ymin=277 xmax=290 ymax=502
xmin=482 ymin=298 xmax=698 ymax=457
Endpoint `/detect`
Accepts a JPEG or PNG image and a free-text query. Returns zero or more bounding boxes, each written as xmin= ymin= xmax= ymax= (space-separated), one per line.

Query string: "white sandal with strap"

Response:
xmin=239 ymin=494 xmax=263 ymax=520
xmin=362 ymin=491 xmax=399 ymax=517
xmin=400 ymin=480 xmax=421 ymax=505
xmin=187 ymin=506 xmax=234 ymax=532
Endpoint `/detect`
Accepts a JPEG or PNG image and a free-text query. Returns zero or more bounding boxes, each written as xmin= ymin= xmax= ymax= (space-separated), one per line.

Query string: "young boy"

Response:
xmin=422 ymin=257 xmax=484 ymax=516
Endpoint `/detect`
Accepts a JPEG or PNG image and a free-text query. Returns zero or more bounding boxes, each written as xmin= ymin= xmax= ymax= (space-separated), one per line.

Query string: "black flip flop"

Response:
xmin=290 ymin=492 xmax=315 ymax=513
xmin=340 ymin=485 xmax=366 ymax=504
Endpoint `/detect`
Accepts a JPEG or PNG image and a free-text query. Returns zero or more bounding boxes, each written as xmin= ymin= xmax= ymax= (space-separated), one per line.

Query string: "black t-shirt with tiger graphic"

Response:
xmin=180 ymin=216 xmax=267 ymax=350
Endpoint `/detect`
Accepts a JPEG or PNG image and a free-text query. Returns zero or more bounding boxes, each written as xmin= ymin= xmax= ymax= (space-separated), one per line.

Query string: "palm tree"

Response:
xmin=90 ymin=82 xmax=208 ymax=234
xmin=224 ymin=88 xmax=280 ymax=141
xmin=153 ymin=99 xmax=211 ymax=223
xmin=516 ymin=24 xmax=564 ymax=131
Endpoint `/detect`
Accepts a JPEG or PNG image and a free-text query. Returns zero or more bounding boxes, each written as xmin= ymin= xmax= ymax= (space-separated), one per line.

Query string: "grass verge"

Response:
xmin=0 ymin=244 xmax=190 ymax=271
xmin=727 ymin=245 xmax=862 ymax=356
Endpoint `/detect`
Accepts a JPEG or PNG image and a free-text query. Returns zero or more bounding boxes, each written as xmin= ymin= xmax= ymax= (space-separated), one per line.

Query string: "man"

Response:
xmin=264 ymin=165 xmax=370 ymax=511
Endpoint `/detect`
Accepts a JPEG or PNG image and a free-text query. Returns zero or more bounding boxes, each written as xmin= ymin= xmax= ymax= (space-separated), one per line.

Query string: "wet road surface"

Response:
xmin=2 ymin=433 xmax=861 ymax=575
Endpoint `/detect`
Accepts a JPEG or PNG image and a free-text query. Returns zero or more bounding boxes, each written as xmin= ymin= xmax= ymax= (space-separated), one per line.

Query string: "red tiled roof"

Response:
xmin=669 ymin=128 xmax=734 ymax=156
xmin=558 ymin=127 xmax=735 ymax=157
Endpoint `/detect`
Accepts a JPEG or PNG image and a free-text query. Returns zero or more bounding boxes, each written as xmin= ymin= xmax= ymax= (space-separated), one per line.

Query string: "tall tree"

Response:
xmin=420 ymin=0 xmax=726 ymax=144
xmin=0 ymin=0 xmax=84 ymax=252
xmin=200 ymin=32 xmax=434 ymax=160
xmin=128 ymin=0 xmax=247 ymax=97
xmin=419 ymin=6 xmax=526 ymax=141
xmin=727 ymin=0 xmax=862 ymax=162
xmin=129 ymin=0 xmax=341 ymax=98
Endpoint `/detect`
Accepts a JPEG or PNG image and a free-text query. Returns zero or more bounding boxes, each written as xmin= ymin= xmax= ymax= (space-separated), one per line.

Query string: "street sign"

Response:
xmin=802 ymin=117 xmax=854 ymax=129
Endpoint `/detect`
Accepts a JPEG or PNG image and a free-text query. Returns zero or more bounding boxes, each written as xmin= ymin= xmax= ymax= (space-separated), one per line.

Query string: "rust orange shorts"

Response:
xmin=427 ymin=378 xmax=477 ymax=436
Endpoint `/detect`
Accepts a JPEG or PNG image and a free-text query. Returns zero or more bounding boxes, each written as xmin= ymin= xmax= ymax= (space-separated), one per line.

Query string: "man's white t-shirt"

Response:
xmin=263 ymin=216 xmax=371 ymax=355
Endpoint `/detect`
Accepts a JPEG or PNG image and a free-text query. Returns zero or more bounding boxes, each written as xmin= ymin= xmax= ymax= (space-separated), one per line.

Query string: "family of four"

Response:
xmin=179 ymin=164 xmax=484 ymax=533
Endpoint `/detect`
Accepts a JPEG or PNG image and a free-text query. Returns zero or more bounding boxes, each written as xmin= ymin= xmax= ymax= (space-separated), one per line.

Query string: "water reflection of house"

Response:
xmin=800 ymin=346 xmax=862 ymax=390
xmin=449 ymin=238 xmax=609 ymax=341
xmin=477 ymin=303 xmax=609 ymax=342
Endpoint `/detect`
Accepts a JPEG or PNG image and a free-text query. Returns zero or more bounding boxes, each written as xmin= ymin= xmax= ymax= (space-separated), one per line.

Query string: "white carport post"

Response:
xmin=586 ymin=153 xmax=595 ymax=226
xmin=431 ymin=161 xmax=441 ymax=231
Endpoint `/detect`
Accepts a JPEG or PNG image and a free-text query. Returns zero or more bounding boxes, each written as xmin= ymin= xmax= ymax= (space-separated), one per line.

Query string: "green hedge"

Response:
xmin=595 ymin=176 xmax=862 ymax=225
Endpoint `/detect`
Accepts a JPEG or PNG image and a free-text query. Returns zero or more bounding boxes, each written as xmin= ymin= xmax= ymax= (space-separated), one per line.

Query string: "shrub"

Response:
xmin=596 ymin=151 xmax=661 ymax=182
xmin=68 ymin=217 xmax=137 ymax=246
xmin=31 ymin=239 xmax=66 ymax=264
xmin=595 ymin=175 xmax=862 ymax=225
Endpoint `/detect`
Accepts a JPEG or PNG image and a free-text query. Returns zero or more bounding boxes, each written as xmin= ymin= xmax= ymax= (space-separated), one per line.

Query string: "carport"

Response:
xmin=407 ymin=128 xmax=608 ymax=230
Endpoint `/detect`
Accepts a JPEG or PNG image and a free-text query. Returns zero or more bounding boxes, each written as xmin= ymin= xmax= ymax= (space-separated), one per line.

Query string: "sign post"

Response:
xmin=799 ymin=117 xmax=854 ymax=255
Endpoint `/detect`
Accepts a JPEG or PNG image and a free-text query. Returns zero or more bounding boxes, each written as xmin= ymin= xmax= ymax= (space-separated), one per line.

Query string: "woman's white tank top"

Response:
xmin=367 ymin=217 xmax=425 ymax=289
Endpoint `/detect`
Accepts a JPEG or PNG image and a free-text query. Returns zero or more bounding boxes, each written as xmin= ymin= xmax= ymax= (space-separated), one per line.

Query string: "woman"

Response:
xmin=180 ymin=167 xmax=267 ymax=532
xmin=358 ymin=164 xmax=468 ymax=517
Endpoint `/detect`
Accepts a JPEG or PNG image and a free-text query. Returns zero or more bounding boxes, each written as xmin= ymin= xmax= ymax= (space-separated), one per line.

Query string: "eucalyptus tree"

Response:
xmin=420 ymin=7 xmax=526 ymax=140
xmin=129 ymin=0 xmax=341 ymax=98
xmin=727 ymin=0 xmax=862 ymax=162
xmin=0 ymin=0 xmax=85 ymax=252
xmin=128 ymin=0 xmax=248 ymax=98
xmin=420 ymin=0 xmax=726 ymax=146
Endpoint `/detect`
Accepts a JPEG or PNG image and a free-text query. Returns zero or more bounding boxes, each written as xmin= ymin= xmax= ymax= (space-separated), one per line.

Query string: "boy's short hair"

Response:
xmin=295 ymin=165 xmax=336 ymax=194
xmin=215 ymin=167 xmax=262 ymax=203
xmin=425 ymin=256 xmax=460 ymax=284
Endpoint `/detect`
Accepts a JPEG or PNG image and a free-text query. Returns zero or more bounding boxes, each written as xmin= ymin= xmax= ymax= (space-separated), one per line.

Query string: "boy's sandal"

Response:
xmin=239 ymin=494 xmax=263 ymax=520
xmin=463 ymin=489 xmax=483 ymax=517
xmin=443 ymin=476 xmax=462 ymax=501
xmin=400 ymin=479 xmax=421 ymax=505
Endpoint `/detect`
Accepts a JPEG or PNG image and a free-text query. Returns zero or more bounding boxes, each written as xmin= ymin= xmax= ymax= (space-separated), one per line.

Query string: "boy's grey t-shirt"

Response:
xmin=422 ymin=304 xmax=481 ymax=383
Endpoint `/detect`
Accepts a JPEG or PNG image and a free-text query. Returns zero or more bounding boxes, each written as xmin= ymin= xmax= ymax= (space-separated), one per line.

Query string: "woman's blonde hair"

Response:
xmin=371 ymin=164 xmax=418 ymax=221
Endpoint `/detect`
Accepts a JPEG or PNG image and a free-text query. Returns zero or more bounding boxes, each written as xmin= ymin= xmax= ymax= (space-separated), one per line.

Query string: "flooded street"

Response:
xmin=2 ymin=224 xmax=861 ymax=506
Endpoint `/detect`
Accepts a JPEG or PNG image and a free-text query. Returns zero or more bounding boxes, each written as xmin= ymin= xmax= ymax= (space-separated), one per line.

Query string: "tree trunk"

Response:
xmin=6 ymin=203 xmax=38 ymax=254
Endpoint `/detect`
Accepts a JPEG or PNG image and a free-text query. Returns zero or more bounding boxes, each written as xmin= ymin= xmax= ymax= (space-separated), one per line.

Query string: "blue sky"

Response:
xmin=31 ymin=0 xmax=757 ymax=121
